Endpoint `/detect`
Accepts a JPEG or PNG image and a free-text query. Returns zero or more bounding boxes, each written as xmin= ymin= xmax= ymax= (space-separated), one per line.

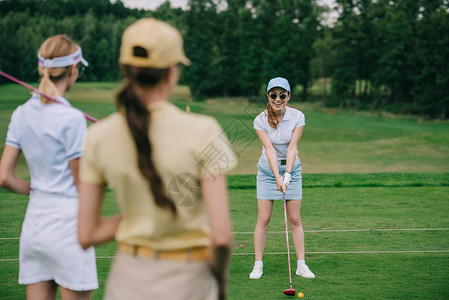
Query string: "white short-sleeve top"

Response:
xmin=5 ymin=94 xmax=87 ymax=197
xmin=253 ymin=106 xmax=305 ymax=159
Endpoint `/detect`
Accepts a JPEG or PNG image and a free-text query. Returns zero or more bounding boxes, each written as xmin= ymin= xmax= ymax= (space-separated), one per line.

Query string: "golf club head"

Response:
xmin=283 ymin=288 xmax=296 ymax=296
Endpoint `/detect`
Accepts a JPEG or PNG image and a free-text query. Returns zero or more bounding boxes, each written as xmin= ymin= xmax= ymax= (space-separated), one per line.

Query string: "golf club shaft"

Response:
xmin=283 ymin=192 xmax=293 ymax=287
xmin=0 ymin=70 xmax=98 ymax=123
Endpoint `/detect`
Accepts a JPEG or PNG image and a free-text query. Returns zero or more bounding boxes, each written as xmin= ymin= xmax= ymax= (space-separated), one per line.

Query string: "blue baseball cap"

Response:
xmin=267 ymin=77 xmax=291 ymax=93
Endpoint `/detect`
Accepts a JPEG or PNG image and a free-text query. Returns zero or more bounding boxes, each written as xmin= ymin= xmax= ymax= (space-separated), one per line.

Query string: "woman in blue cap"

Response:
xmin=249 ymin=77 xmax=315 ymax=280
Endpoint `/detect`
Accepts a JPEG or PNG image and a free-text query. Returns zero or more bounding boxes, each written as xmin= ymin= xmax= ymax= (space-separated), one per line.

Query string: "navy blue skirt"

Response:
xmin=256 ymin=155 xmax=302 ymax=200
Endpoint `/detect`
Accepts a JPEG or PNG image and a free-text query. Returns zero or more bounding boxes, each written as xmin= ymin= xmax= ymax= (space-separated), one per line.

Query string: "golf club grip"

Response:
xmin=0 ymin=70 xmax=98 ymax=123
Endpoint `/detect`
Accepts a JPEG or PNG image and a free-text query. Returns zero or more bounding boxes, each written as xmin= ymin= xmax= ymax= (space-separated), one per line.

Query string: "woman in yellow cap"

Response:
xmin=77 ymin=18 xmax=237 ymax=299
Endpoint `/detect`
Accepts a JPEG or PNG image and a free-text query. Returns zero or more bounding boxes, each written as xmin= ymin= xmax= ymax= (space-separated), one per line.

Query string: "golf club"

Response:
xmin=282 ymin=191 xmax=296 ymax=296
xmin=0 ymin=70 xmax=98 ymax=123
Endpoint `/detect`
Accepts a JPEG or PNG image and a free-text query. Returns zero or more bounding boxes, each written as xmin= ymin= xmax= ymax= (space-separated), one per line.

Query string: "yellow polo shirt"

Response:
xmin=80 ymin=101 xmax=237 ymax=250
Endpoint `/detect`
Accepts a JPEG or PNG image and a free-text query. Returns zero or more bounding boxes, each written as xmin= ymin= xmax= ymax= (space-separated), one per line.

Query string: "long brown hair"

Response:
xmin=265 ymin=102 xmax=280 ymax=130
xmin=117 ymin=65 xmax=176 ymax=215
xmin=37 ymin=35 xmax=78 ymax=104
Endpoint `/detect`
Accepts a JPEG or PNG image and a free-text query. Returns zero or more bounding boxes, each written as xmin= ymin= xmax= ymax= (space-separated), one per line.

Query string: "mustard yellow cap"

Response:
xmin=119 ymin=18 xmax=190 ymax=68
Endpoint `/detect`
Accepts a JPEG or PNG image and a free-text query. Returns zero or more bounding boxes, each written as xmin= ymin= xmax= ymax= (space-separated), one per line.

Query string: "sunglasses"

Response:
xmin=269 ymin=93 xmax=288 ymax=100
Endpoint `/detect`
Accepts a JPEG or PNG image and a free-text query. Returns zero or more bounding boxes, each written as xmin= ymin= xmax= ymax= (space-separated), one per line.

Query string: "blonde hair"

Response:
xmin=37 ymin=35 xmax=78 ymax=104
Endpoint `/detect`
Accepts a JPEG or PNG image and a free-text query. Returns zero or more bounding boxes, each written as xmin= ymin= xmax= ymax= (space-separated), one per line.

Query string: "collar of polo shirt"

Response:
xmin=280 ymin=106 xmax=292 ymax=121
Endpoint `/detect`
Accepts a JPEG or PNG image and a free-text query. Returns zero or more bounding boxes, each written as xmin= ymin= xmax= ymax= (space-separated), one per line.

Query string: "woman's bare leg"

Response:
xmin=26 ymin=281 xmax=58 ymax=300
xmin=254 ymin=200 xmax=274 ymax=261
xmin=286 ymin=199 xmax=304 ymax=260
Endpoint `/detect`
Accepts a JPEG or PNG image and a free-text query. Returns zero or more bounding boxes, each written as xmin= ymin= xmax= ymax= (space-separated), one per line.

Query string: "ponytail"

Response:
xmin=117 ymin=66 xmax=176 ymax=216
xmin=37 ymin=34 xmax=77 ymax=104
xmin=266 ymin=102 xmax=279 ymax=129
xmin=38 ymin=67 xmax=63 ymax=104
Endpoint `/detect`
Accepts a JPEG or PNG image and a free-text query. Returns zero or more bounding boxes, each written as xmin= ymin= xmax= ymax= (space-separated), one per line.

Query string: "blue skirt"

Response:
xmin=256 ymin=155 xmax=302 ymax=200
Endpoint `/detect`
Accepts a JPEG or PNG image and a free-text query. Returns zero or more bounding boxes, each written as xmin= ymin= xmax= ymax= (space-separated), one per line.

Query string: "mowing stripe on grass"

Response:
xmin=233 ymin=250 xmax=449 ymax=255
xmin=232 ymin=227 xmax=449 ymax=235
xmin=1 ymin=227 xmax=448 ymax=240
xmin=2 ymin=250 xmax=449 ymax=262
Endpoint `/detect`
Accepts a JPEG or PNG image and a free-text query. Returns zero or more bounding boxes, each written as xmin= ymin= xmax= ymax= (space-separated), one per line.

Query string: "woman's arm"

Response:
xmin=78 ymin=181 xmax=122 ymax=249
xmin=255 ymin=129 xmax=284 ymax=192
xmin=69 ymin=158 xmax=80 ymax=190
xmin=0 ymin=145 xmax=31 ymax=195
xmin=285 ymin=126 xmax=305 ymax=176
xmin=202 ymin=175 xmax=232 ymax=300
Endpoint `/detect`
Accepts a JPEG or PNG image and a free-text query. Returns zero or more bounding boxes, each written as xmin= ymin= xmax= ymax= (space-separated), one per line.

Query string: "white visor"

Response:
xmin=38 ymin=46 xmax=89 ymax=68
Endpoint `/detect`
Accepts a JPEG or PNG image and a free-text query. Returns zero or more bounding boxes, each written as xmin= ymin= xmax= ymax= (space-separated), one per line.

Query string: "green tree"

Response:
xmin=416 ymin=6 xmax=449 ymax=119
xmin=331 ymin=11 xmax=361 ymax=105
xmin=0 ymin=0 xmax=145 ymax=84
xmin=253 ymin=0 xmax=319 ymax=101
xmin=257 ymin=0 xmax=287 ymax=81
xmin=94 ymin=38 xmax=113 ymax=81
xmin=311 ymin=27 xmax=336 ymax=103
xmin=238 ymin=1 xmax=265 ymax=95
xmin=0 ymin=12 xmax=42 ymax=82
xmin=153 ymin=1 xmax=186 ymax=30
xmin=373 ymin=8 xmax=416 ymax=105
xmin=216 ymin=0 xmax=242 ymax=96
xmin=288 ymin=0 xmax=321 ymax=101
xmin=184 ymin=0 xmax=220 ymax=97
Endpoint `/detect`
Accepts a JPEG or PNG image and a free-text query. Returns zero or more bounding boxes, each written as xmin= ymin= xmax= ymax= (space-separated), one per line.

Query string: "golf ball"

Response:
xmin=297 ymin=292 xmax=304 ymax=298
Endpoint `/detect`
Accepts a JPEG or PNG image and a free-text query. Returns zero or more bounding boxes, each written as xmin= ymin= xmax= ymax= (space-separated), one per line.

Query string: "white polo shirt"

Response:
xmin=6 ymin=94 xmax=87 ymax=197
xmin=253 ymin=106 xmax=305 ymax=159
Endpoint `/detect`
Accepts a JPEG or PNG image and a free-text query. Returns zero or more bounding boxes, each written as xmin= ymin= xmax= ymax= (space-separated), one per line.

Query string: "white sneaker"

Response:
xmin=296 ymin=264 xmax=315 ymax=278
xmin=249 ymin=265 xmax=263 ymax=279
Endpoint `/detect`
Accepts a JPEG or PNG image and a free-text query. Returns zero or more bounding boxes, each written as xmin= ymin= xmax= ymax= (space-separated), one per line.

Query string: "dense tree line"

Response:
xmin=327 ymin=0 xmax=449 ymax=118
xmin=183 ymin=0 xmax=321 ymax=98
xmin=0 ymin=0 xmax=448 ymax=119
xmin=0 ymin=0 xmax=146 ymax=82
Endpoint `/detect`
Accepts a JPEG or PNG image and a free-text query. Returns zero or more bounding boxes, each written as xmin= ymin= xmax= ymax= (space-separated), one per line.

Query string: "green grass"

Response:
xmin=0 ymin=82 xmax=448 ymax=299
xmin=1 ymin=82 xmax=449 ymax=176
xmin=1 ymin=174 xmax=448 ymax=299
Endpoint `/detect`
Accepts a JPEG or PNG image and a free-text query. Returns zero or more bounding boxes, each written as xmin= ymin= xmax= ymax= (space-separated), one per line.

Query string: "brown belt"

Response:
xmin=118 ymin=242 xmax=211 ymax=261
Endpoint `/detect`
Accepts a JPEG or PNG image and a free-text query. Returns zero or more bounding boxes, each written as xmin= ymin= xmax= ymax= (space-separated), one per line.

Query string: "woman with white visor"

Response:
xmin=0 ymin=35 xmax=98 ymax=299
xmin=249 ymin=77 xmax=315 ymax=280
